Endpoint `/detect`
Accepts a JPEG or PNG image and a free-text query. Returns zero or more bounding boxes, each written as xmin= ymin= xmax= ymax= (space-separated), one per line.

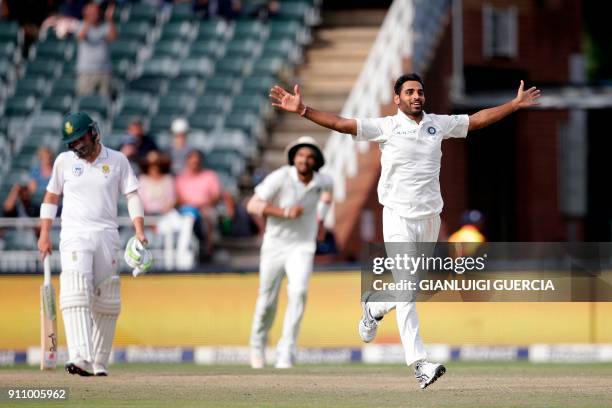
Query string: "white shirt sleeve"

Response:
xmin=254 ymin=167 xmax=286 ymax=202
xmin=119 ymin=153 xmax=139 ymax=194
xmin=46 ymin=154 xmax=65 ymax=195
xmin=354 ymin=117 xmax=391 ymax=143
xmin=440 ymin=114 xmax=469 ymax=139
xmin=318 ymin=172 xmax=334 ymax=193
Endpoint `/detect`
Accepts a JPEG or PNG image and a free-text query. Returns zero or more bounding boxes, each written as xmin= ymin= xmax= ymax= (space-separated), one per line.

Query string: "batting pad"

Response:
xmin=60 ymin=270 xmax=93 ymax=363
xmin=92 ymin=276 xmax=121 ymax=367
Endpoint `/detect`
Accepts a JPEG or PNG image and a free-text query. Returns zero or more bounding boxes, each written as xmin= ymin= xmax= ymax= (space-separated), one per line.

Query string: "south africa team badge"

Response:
xmin=72 ymin=163 xmax=84 ymax=177
xmin=102 ymin=164 xmax=110 ymax=174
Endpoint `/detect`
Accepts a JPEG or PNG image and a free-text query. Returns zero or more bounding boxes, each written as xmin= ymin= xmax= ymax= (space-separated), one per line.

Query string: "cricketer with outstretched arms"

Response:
xmin=37 ymin=112 xmax=152 ymax=376
xmin=270 ymin=73 xmax=540 ymax=389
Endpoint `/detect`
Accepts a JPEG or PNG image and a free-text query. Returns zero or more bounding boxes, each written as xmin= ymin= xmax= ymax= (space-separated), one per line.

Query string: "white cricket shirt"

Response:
xmin=47 ymin=145 xmax=139 ymax=231
xmin=355 ymin=109 xmax=469 ymax=219
xmin=255 ymin=165 xmax=333 ymax=251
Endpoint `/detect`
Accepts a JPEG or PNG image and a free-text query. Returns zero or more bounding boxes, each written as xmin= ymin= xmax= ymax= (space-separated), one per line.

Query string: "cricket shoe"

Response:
xmin=274 ymin=353 xmax=293 ymax=369
xmin=358 ymin=300 xmax=382 ymax=343
xmin=250 ymin=348 xmax=265 ymax=369
xmin=414 ymin=361 xmax=446 ymax=390
xmin=65 ymin=360 xmax=93 ymax=377
xmin=93 ymin=363 xmax=108 ymax=376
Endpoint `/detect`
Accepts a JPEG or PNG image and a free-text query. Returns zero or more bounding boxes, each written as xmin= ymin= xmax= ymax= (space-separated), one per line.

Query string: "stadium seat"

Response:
xmin=50 ymin=77 xmax=77 ymax=98
xmin=232 ymin=20 xmax=269 ymax=40
xmin=0 ymin=21 xmax=20 ymax=43
xmin=195 ymin=20 xmax=229 ymax=41
xmin=129 ymin=77 xmax=169 ymax=95
xmin=211 ymin=128 xmax=255 ymax=157
xmin=24 ymin=59 xmax=62 ymax=79
xmin=118 ymin=21 xmax=151 ymax=43
xmin=215 ymin=56 xmax=251 ymax=77
xmin=269 ymin=20 xmax=302 ymax=43
xmin=152 ymin=39 xmax=190 ymax=59
xmin=242 ymin=74 xmax=276 ymax=95
xmin=274 ymin=1 xmax=312 ymax=24
xmin=159 ymin=21 xmax=195 ymax=42
xmin=33 ymin=41 xmax=75 ymax=61
xmin=224 ymin=38 xmax=261 ymax=59
xmin=204 ymin=75 xmax=242 ymax=95
xmin=157 ymin=95 xmax=195 ymax=116
xmin=3 ymin=96 xmax=37 ymax=117
xmin=189 ymin=113 xmax=221 ymax=132
xmin=41 ymin=95 xmax=73 ymax=114
xmin=261 ymin=38 xmax=298 ymax=62
xmin=168 ymin=76 xmax=205 ymax=95
xmin=223 ymin=111 xmax=261 ymax=139
xmin=169 ymin=2 xmax=194 ymax=22
xmin=77 ymin=94 xmax=111 ymax=119
xmin=251 ymin=56 xmax=285 ymax=76
xmin=189 ymin=40 xmax=226 ymax=59
xmin=111 ymin=114 xmax=140 ymax=133
xmin=12 ymin=77 xmax=49 ymax=98
xmin=0 ymin=41 xmax=17 ymax=62
xmin=118 ymin=92 xmax=156 ymax=116
xmin=194 ymin=94 xmax=232 ymax=115
xmin=110 ymin=39 xmax=141 ymax=61
xmin=149 ymin=114 xmax=180 ymax=134
xmin=30 ymin=112 xmax=64 ymax=133
xmin=128 ymin=3 xmax=158 ymax=24
xmin=231 ymin=93 xmax=269 ymax=116
xmin=205 ymin=148 xmax=245 ymax=177
xmin=139 ymin=57 xmax=179 ymax=79
xmin=178 ymin=57 xmax=214 ymax=78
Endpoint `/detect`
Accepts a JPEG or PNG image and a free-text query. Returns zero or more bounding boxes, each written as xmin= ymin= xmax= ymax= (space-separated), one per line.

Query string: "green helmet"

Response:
xmin=61 ymin=112 xmax=98 ymax=145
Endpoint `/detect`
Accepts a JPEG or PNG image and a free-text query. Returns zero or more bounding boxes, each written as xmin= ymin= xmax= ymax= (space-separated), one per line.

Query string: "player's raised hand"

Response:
xmin=270 ymin=85 xmax=302 ymax=113
xmin=514 ymin=80 xmax=541 ymax=109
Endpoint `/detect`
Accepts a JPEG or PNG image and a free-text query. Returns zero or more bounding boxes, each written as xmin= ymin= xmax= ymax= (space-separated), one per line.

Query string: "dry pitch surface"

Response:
xmin=1 ymin=363 xmax=612 ymax=407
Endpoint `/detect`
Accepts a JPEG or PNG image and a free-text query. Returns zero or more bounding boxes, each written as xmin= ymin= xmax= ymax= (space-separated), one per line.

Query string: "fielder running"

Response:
xmin=247 ymin=136 xmax=333 ymax=369
xmin=37 ymin=112 xmax=152 ymax=376
xmin=270 ymin=73 xmax=540 ymax=388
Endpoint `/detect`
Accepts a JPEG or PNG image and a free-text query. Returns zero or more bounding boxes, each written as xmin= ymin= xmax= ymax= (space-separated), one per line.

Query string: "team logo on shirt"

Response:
xmin=72 ymin=163 xmax=84 ymax=177
xmin=427 ymin=126 xmax=437 ymax=135
xmin=102 ymin=164 xmax=110 ymax=174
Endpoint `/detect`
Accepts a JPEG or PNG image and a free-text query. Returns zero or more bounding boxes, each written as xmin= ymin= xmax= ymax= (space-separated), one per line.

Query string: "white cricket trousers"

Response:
xmin=250 ymin=242 xmax=314 ymax=358
xmin=369 ymin=207 xmax=441 ymax=366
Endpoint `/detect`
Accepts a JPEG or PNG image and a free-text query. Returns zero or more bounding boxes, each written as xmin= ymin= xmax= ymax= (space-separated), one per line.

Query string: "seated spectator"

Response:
xmin=76 ymin=2 xmax=116 ymax=97
xmin=242 ymin=0 xmax=279 ymax=20
xmin=27 ymin=146 xmax=55 ymax=203
xmin=175 ymin=149 xmax=224 ymax=260
xmin=2 ymin=147 xmax=55 ymax=218
xmin=193 ymin=0 xmax=241 ymax=20
xmin=118 ymin=118 xmax=159 ymax=167
xmin=169 ymin=118 xmax=191 ymax=175
xmin=138 ymin=150 xmax=176 ymax=215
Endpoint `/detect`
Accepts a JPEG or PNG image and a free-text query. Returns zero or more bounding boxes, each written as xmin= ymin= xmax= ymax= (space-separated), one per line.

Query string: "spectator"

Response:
xmin=193 ymin=0 xmax=241 ymax=20
xmin=118 ymin=118 xmax=159 ymax=164
xmin=175 ymin=149 xmax=225 ymax=260
xmin=76 ymin=2 xmax=116 ymax=97
xmin=2 ymin=147 xmax=55 ymax=217
xmin=27 ymin=147 xmax=55 ymax=204
xmin=138 ymin=150 xmax=176 ymax=215
xmin=242 ymin=0 xmax=279 ymax=20
xmin=169 ymin=117 xmax=191 ymax=175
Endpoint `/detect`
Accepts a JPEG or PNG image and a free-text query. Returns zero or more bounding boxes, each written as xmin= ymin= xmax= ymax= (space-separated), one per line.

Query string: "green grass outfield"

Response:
xmin=1 ymin=362 xmax=612 ymax=407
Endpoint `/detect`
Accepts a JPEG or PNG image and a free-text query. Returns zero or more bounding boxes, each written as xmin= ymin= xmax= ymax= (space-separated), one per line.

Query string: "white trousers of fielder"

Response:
xmin=59 ymin=229 xmax=121 ymax=369
xmin=368 ymin=206 xmax=441 ymax=366
xmin=250 ymin=242 xmax=314 ymax=359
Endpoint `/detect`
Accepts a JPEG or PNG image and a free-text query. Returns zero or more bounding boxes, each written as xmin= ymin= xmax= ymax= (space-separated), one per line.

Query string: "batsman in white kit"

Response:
xmin=37 ymin=112 xmax=152 ymax=376
xmin=247 ymin=136 xmax=333 ymax=369
xmin=270 ymin=73 xmax=540 ymax=388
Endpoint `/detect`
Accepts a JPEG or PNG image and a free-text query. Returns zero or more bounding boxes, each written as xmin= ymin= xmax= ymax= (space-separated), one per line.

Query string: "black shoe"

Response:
xmin=65 ymin=362 xmax=93 ymax=377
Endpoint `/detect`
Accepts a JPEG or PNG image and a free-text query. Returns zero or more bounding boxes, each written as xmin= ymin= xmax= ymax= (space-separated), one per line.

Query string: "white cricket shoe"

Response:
xmin=414 ymin=361 xmax=446 ymax=390
xmin=250 ymin=348 xmax=265 ymax=369
xmin=358 ymin=301 xmax=381 ymax=343
xmin=274 ymin=354 xmax=293 ymax=369
xmin=93 ymin=363 xmax=108 ymax=376
xmin=65 ymin=359 xmax=93 ymax=377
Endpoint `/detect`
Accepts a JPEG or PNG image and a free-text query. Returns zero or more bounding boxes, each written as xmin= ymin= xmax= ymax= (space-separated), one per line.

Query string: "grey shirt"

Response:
xmin=76 ymin=22 xmax=112 ymax=74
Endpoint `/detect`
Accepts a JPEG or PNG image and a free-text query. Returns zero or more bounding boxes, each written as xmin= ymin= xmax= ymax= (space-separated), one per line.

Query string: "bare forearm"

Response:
xmin=132 ymin=216 xmax=145 ymax=237
xmin=106 ymin=21 xmax=116 ymax=42
xmin=262 ymin=203 xmax=286 ymax=219
xmin=468 ymin=99 xmax=519 ymax=131
xmin=299 ymin=104 xmax=357 ymax=135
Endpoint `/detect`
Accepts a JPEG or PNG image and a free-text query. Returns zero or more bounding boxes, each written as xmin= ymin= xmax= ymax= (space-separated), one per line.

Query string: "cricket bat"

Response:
xmin=40 ymin=256 xmax=57 ymax=370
